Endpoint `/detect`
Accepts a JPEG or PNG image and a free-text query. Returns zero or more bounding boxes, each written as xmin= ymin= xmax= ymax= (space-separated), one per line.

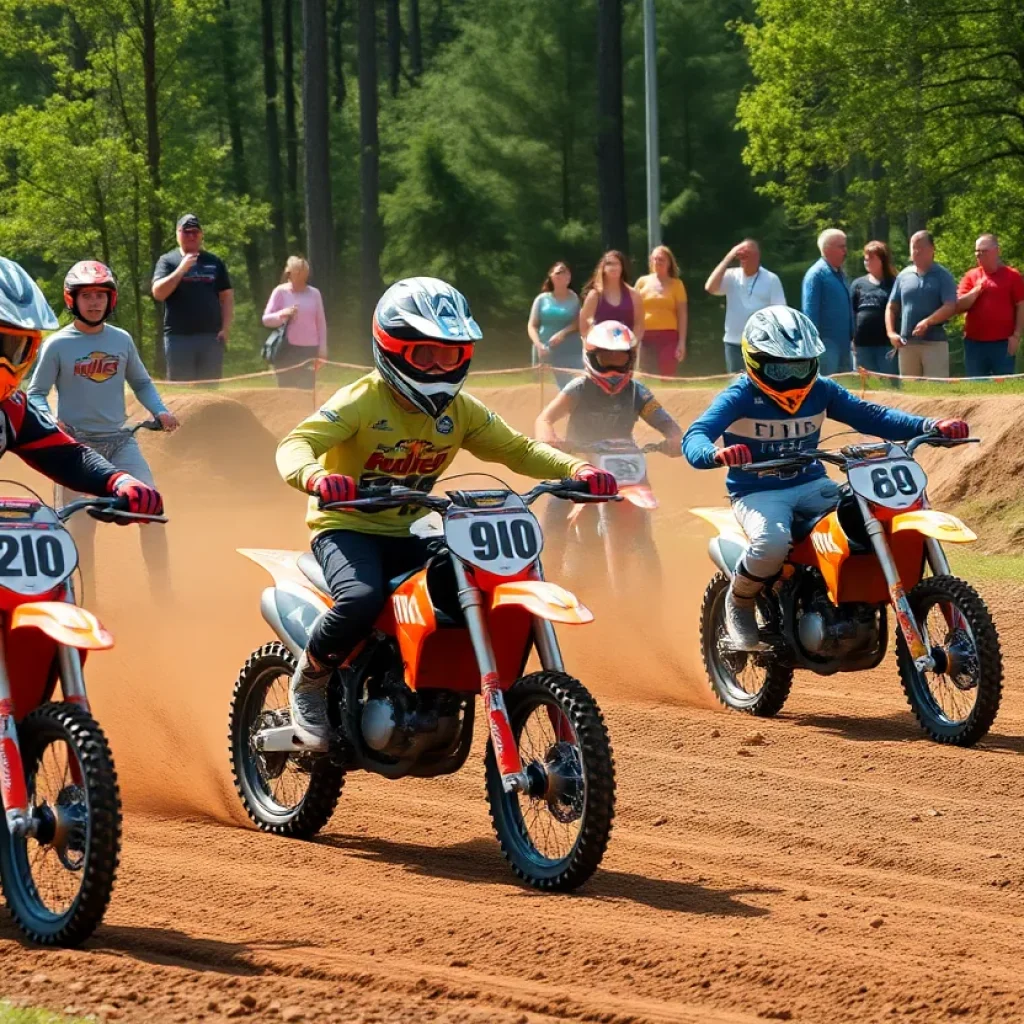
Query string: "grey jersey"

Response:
xmin=27 ymin=323 xmax=167 ymax=436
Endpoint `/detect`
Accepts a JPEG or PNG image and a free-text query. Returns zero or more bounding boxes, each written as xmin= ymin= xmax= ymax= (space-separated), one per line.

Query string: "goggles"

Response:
xmin=0 ymin=325 xmax=40 ymax=370
xmin=762 ymin=359 xmax=815 ymax=383
xmin=407 ymin=341 xmax=472 ymax=372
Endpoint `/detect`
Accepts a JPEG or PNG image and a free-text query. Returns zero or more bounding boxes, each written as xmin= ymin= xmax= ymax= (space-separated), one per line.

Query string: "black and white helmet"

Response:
xmin=372 ymin=277 xmax=482 ymax=419
xmin=741 ymin=305 xmax=825 ymax=413
xmin=0 ymin=257 xmax=59 ymax=333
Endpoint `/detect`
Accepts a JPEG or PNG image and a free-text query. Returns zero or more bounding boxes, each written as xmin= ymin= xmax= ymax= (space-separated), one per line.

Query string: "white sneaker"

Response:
xmin=289 ymin=654 xmax=331 ymax=751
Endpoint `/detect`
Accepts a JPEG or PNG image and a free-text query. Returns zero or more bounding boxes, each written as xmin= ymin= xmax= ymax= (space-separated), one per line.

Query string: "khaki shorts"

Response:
xmin=898 ymin=341 xmax=949 ymax=380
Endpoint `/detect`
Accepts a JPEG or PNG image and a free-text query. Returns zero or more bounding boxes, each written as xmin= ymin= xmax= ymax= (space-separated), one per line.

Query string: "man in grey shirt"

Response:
xmin=885 ymin=231 xmax=957 ymax=378
xmin=27 ymin=261 xmax=178 ymax=598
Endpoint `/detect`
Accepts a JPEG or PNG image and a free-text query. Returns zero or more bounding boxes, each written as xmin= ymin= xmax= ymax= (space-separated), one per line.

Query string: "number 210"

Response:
xmin=0 ymin=534 xmax=66 ymax=577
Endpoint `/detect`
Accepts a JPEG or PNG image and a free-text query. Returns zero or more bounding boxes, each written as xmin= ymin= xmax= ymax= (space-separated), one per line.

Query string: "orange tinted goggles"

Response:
xmin=0 ymin=325 xmax=40 ymax=370
xmin=406 ymin=342 xmax=472 ymax=372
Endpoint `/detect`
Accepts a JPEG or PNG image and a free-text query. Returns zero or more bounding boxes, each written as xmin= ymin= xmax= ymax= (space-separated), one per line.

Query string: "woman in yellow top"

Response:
xmin=635 ymin=245 xmax=688 ymax=376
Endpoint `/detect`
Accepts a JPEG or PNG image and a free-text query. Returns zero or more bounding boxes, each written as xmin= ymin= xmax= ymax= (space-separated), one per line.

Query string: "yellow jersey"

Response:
xmin=276 ymin=372 xmax=586 ymax=537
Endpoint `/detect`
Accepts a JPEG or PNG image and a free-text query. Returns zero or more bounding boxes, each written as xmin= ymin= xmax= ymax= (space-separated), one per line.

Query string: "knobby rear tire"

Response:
xmin=0 ymin=703 xmax=121 ymax=947
xmin=229 ymin=642 xmax=345 ymax=838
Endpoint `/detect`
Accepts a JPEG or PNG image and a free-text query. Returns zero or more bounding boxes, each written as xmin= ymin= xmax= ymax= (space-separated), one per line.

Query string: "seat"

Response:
xmin=297 ymin=552 xmax=420 ymax=599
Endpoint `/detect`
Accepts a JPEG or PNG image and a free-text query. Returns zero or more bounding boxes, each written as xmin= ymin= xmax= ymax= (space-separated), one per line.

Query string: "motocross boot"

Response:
xmin=289 ymin=649 xmax=333 ymax=751
xmin=724 ymin=569 xmax=767 ymax=652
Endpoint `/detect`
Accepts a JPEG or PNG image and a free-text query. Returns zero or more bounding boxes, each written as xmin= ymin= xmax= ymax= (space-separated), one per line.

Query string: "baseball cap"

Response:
xmin=176 ymin=213 xmax=202 ymax=231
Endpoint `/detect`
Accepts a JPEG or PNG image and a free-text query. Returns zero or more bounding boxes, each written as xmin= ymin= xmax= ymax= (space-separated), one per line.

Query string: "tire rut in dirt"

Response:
xmin=229 ymin=641 xmax=345 ymax=837
xmin=485 ymin=671 xmax=615 ymax=892
xmin=0 ymin=703 xmax=121 ymax=947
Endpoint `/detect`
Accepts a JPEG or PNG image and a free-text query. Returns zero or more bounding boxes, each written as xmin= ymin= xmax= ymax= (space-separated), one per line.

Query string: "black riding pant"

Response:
xmin=307 ymin=529 xmax=434 ymax=664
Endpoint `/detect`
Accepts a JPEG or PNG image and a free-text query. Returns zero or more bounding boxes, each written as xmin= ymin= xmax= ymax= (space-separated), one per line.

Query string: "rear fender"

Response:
xmin=890 ymin=510 xmax=977 ymax=544
xmin=260 ymin=584 xmax=329 ymax=660
xmin=490 ymin=580 xmax=593 ymax=624
xmin=691 ymin=506 xmax=746 ymax=543
xmin=238 ymin=548 xmax=330 ymax=593
xmin=10 ymin=603 xmax=113 ymax=651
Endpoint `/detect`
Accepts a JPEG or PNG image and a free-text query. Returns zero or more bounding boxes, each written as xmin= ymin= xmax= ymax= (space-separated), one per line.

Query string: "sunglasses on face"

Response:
xmin=407 ymin=342 xmax=470 ymax=371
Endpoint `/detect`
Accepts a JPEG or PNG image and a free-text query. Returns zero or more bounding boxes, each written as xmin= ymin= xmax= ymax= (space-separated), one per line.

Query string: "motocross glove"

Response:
xmin=713 ymin=444 xmax=753 ymax=467
xmin=308 ymin=472 xmax=358 ymax=505
xmin=109 ymin=473 xmax=164 ymax=517
xmin=932 ymin=418 xmax=969 ymax=440
xmin=574 ymin=465 xmax=619 ymax=496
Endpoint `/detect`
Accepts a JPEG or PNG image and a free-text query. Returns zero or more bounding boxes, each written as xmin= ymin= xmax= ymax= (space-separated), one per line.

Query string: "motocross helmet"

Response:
xmin=741 ymin=305 xmax=825 ymax=414
xmin=372 ymin=277 xmax=482 ymax=419
xmin=64 ymin=260 xmax=118 ymax=326
xmin=584 ymin=320 xmax=637 ymax=395
xmin=0 ymin=257 xmax=58 ymax=403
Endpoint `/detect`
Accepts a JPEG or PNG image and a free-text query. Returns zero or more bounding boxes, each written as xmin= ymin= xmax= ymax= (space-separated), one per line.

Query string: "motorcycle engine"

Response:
xmin=796 ymin=584 xmax=880 ymax=658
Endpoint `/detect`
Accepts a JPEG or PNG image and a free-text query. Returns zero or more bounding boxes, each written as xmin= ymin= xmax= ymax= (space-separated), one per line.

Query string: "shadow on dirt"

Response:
xmin=316 ymin=833 xmax=772 ymax=917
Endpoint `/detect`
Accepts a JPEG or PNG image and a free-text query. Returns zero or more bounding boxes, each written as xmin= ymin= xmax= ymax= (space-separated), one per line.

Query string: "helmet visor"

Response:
xmin=763 ymin=359 xmax=815 ymax=383
xmin=407 ymin=342 xmax=472 ymax=372
xmin=0 ymin=325 xmax=39 ymax=369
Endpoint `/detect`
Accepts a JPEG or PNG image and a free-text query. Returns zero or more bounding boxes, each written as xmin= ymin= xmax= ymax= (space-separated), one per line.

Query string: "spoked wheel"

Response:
xmin=896 ymin=575 xmax=1003 ymax=746
xmin=485 ymin=671 xmax=615 ymax=891
xmin=229 ymin=642 xmax=344 ymax=837
xmin=700 ymin=573 xmax=793 ymax=716
xmin=0 ymin=703 xmax=121 ymax=946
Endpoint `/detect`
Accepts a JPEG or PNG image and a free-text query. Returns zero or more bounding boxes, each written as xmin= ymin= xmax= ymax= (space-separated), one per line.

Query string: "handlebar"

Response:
xmin=736 ymin=432 xmax=979 ymax=475
xmin=320 ymin=479 xmax=621 ymax=513
xmin=128 ymin=418 xmax=164 ymax=435
xmin=57 ymin=496 xmax=168 ymax=525
xmin=567 ymin=440 xmax=669 ymax=457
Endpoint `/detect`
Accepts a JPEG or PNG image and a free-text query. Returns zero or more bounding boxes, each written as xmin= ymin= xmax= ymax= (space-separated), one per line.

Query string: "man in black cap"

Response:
xmin=152 ymin=214 xmax=234 ymax=381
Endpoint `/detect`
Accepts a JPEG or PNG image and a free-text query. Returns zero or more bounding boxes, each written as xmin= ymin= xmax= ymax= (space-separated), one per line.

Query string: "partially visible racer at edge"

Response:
xmin=0 ymin=257 xmax=163 ymax=520
xmin=276 ymin=276 xmax=619 ymax=750
xmin=683 ymin=305 xmax=968 ymax=652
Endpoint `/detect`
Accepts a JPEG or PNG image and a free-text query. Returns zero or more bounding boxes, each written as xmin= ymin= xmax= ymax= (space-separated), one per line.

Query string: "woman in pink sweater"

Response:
xmin=262 ymin=256 xmax=328 ymax=389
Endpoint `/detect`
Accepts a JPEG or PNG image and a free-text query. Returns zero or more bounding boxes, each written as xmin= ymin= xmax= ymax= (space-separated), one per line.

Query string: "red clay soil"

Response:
xmin=2 ymin=385 xmax=1023 ymax=1024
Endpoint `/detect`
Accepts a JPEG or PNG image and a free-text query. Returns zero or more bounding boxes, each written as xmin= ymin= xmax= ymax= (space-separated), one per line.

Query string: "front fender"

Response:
xmin=491 ymin=580 xmax=593 ymax=624
xmin=10 ymin=602 xmax=114 ymax=650
xmin=890 ymin=510 xmax=977 ymax=544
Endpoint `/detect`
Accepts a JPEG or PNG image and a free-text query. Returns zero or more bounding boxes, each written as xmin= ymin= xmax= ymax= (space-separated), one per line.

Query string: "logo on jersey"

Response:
xmin=74 ymin=351 xmax=120 ymax=383
xmin=435 ymin=415 xmax=454 ymax=435
xmin=371 ymin=418 xmax=392 ymax=431
xmin=363 ymin=439 xmax=451 ymax=476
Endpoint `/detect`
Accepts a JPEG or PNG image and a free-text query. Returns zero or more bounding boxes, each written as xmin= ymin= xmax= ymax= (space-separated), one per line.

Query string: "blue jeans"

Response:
xmin=724 ymin=344 xmax=745 ymax=374
xmin=818 ymin=338 xmax=853 ymax=377
xmin=164 ymin=333 xmax=224 ymax=382
xmin=963 ymin=338 xmax=1015 ymax=378
xmin=855 ymin=345 xmax=901 ymax=387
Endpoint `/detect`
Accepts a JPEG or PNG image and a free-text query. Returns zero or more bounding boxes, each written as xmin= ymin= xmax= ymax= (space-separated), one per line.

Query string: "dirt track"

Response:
xmin=2 ymin=384 xmax=1024 ymax=1024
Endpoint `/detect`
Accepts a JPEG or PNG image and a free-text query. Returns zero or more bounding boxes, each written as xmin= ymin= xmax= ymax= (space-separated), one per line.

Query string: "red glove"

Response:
xmin=109 ymin=474 xmax=163 ymax=516
xmin=933 ymin=419 xmax=968 ymax=439
xmin=714 ymin=444 xmax=753 ymax=467
xmin=308 ymin=472 xmax=358 ymax=505
xmin=574 ymin=465 xmax=618 ymax=496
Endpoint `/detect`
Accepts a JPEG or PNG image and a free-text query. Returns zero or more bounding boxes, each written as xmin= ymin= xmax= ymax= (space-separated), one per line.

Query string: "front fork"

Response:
xmin=856 ymin=495 xmax=934 ymax=671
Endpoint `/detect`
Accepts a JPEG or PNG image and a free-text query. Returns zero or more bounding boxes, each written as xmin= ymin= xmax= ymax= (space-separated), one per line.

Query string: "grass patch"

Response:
xmin=947 ymin=548 xmax=1024 ymax=583
xmin=0 ymin=1003 xmax=88 ymax=1024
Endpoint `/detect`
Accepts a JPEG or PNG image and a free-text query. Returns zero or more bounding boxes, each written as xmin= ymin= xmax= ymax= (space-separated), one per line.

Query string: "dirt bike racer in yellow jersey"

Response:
xmin=276 ymin=277 xmax=618 ymax=749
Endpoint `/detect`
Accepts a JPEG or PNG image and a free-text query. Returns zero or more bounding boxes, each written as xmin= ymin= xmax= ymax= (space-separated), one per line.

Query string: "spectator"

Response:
xmin=802 ymin=228 xmax=855 ymax=376
xmin=956 ymin=233 xmax=1024 ymax=378
xmin=850 ymin=241 xmax=900 ymax=381
xmin=705 ymin=238 xmax=786 ymax=373
xmin=885 ymin=231 xmax=957 ymax=379
xmin=527 ymin=261 xmax=583 ymax=390
xmin=580 ymin=250 xmax=644 ymax=344
xmin=635 ymin=245 xmax=688 ymax=376
xmin=263 ymin=257 xmax=328 ymax=389
xmin=151 ymin=214 xmax=234 ymax=382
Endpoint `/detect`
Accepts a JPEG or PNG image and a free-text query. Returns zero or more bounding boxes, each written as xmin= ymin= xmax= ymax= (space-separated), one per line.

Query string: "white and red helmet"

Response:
xmin=583 ymin=320 xmax=637 ymax=394
xmin=64 ymin=261 xmax=118 ymax=326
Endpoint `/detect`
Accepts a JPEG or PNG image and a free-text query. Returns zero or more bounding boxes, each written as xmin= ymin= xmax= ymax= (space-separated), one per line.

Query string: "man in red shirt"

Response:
xmin=956 ymin=233 xmax=1024 ymax=377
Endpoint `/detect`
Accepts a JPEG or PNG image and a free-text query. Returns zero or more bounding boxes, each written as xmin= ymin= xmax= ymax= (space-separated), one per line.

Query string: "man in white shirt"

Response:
xmin=705 ymin=239 xmax=787 ymax=373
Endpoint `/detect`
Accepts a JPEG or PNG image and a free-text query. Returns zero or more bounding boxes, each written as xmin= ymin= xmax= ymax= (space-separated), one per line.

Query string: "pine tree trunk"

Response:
xmin=303 ymin=0 xmax=336 ymax=306
xmin=141 ymin=0 xmax=166 ymax=375
xmin=332 ymin=0 xmax=346 ymax=110
xmin=596 ymin=0 xmax=628 ymax=253
xmin=358 ymin=0 xmax=383 ymax=323
xmin=386 ymin=0 xmax=401 ymax=97
xmin=283 ymin=0 xmax=302 ymax=250
xmin=262 ymin=0 xmax=288 ymax=270
xmin=222 ymin=0 xmax=264 ymax=304
xmin=407 ymin=0 xmax=422 ymax=78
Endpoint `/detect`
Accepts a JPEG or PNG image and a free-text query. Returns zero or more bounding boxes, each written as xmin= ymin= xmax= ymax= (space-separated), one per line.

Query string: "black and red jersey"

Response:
xmin=1 ymin=392 xmax=117 ymax=495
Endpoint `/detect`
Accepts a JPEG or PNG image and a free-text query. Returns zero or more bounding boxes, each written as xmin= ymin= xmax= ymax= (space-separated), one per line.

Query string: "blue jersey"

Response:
xmin=683 ymin=376 xmax=932 ymax=497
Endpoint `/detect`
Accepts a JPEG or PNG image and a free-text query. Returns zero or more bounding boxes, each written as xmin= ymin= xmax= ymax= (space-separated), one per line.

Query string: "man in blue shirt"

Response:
xmin=683 ymin=306 xmax=967 ymax=650
xmin=885 ymin=230 xmax=957 ymax=379
xmin=802 ymin=228 xmax=855 ymax=377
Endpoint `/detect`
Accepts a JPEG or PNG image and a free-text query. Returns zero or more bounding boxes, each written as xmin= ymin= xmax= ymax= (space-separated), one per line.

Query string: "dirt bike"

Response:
xmin=562 ymin=440 xmax=667 ymax=593
xmin=229 ymin=478 xmax=617 ymax=891
xmin=0 ymin=485 xmax=167 ymax=945
xmin=692 ymin=431 xmax=1002 ymax=746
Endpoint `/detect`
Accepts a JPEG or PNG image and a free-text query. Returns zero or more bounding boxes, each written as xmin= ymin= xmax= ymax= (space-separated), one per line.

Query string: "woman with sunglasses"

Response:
xmin=275 ymin=277 xmax=619 ymax=750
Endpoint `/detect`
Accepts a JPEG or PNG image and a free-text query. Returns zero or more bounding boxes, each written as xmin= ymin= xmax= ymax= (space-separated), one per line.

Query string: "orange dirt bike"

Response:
xmin=230 ymin=478 xmax=617 ymax=891
xmin=563 ymin=439 xmax=667 ymax=592
xmin=0 ymin=485 xmax=166 ymax=944
xmin=692 ymin=432 xmax=1002 ymax=746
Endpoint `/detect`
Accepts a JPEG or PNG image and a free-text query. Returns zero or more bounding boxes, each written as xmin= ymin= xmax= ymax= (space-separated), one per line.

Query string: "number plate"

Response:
xmin=848 ymin=458 xmax=928 ymax=510
xmin=598 ymin=453 xmax=647 ymax=487
xmin=0 ymin=524 xmax=78 ymax=595
xmin=445 ymin=508 xmax=544 ymax=576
